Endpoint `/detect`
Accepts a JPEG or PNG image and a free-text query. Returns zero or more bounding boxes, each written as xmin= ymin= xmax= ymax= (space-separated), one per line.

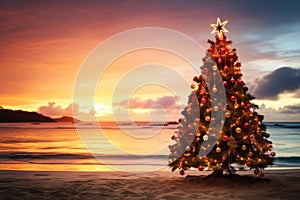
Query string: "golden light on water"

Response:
xmin=101 ymin=128 xmax=174 ymax=155
xmin=0 ymin=123 xmax=175 ymax=171
xmin=0 ymin=163 xmax=114 ymax=172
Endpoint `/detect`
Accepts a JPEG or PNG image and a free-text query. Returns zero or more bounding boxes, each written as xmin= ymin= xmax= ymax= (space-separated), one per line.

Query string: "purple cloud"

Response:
xmin=252 ymin=67 xmax=300 ymax=100
xmin=116 ymin=96 xmax=180 ymax=109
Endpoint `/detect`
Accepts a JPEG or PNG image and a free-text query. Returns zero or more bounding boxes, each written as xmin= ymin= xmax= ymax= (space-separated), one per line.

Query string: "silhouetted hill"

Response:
xmin=0 ymin=109 xmax=55 ymax=122
xmin=53 ymin=116 xmax=81 ymax=123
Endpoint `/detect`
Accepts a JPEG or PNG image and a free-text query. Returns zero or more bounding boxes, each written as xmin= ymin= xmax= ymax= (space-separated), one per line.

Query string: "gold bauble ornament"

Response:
xmin=191 ymin=83 xmax=198 ymax=90
xmin=205 ymin=116 xmax=211 ymax=122
xmin=236 ymin=127 xmax=242 ymax=133
xmin=213 ymin=106 xmax=219 ymax=111
xmin=212 ymin=87 xmax=218 ymax=93
xmin=242 ymin=145 xmax=247 ymax=150
xmin=234 ymin=101 xmax=239 ymax=109
xmin=186 ymin=146 xmax=191 ymax=152
xmin=203 ymin=135 xmax=209 ymax=141
xmin=216 ymin=147 xmax=221 ymax=153
xmin=212 ymin=65 xmax=218 ymax=71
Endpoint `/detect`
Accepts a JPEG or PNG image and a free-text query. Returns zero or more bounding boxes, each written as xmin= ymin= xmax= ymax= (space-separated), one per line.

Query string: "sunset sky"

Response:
xmin=1 ymin=0 xmax=300 ymax=122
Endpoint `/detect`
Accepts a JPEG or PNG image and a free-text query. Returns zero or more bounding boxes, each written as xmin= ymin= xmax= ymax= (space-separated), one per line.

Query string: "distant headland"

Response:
xmin=0 ymin=106 xmax=79 ymax=123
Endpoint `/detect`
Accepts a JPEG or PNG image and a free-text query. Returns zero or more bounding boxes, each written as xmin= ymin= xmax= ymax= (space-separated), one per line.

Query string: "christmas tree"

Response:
xmin=168 ymin=18 xmax=275 ymax=177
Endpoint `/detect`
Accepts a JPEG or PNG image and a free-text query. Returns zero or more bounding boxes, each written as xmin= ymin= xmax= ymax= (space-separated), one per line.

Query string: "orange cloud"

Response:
xmin=38 ymin=102 xmax=77 ymax=117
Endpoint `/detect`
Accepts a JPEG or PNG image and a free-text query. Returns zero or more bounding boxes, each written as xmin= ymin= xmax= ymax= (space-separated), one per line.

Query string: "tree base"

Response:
xmin=210 ymin=169 xmax=224 ymax=177
xmin=185 ymin=172 xmax=269 ymax=185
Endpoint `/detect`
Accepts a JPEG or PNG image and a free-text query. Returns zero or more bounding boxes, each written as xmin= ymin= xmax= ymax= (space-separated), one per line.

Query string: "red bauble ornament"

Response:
xmin=203 ymin=67 xmax=209 ymax=73
xmin=223 ymin=66 xmax=229 ymax=71
xmin=260 ymin=172 xmax=265 ymax=177
xmin=237 ymin=79 xmax=244 ymax=85
xmin=208 ymin=47 xmax=213 ymax=52
xmin=222 ymin=157 xmax=226 ymax=162
xmin=230 ymin=96 xmax=236 ymax=102
xmin=246 ymin=103 xmax=252 ymax=109
xmin=254 ymin=168 xmax=259 ymax=175
xmin=248 ymin=151 xmax=253 ymax=157
xmin=246 ymin=161 xmax=251 ymax=167
xmin=270 ymin=152 xmax=276 ymax=157
xmin=223 ymin=135 xmax=229 ymax=141
xmin=240 ymin=102 xmax=245 ymax=107
xmin=178 ymin=118 xmax=184 ymax=123
xmin=198 ymin=166 xmax=204 ymax=171
xmin=180 ymin=170 xmax=185 ymax=175
xmin=225 ymin=111 xmax=231 ymax=118
xmin=201 ymin=98 xmax=207 ymax=104
xmin=244 ymin=123 xmax=250 ymax=129
xmin=230 ymin=77 xmax=235 ymax=83
xmin=218 ymin=58 xmax=222 ymax=63
xmin=223 ymin=81 xmax=228 ymax=87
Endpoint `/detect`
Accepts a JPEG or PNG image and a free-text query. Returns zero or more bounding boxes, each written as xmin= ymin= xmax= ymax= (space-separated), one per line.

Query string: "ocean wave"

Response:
xmin=1 ymin=152 xmax=299 ymax=168
xmin=0 ymin=153 xmax=93 ymax=160
xmin=0 ymin=152 xmax=168 ymax=161
xmin=274 ymin=156 xmax=300 ymax=167
xmin=1 ymin=152 xmax=299 ymax=164
xmin=0 ymin=126 xmax=178 ymax=130
xmin=266 ymin=123 xmax=300 ymax=129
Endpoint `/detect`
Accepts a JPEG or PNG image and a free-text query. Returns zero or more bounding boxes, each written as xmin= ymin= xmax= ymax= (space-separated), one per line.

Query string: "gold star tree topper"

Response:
xmin=210 ymin=17 xmax=228 ymax=39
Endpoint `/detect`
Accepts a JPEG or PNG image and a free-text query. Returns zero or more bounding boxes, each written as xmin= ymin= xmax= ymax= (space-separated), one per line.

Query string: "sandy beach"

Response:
xmin=0 ymin=169 xmax=299 ymax=200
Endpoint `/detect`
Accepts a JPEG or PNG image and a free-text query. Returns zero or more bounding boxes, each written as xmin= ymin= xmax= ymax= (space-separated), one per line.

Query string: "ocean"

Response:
xmin=0 ymin=122 xmax=299 ymax=172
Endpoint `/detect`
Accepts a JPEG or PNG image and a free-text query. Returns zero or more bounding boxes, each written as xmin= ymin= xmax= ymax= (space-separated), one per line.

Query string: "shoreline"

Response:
xmin=1 ymin=169 xmax=299 ymax=199
xmin=0 ymin=163 xmax=299 ymax=172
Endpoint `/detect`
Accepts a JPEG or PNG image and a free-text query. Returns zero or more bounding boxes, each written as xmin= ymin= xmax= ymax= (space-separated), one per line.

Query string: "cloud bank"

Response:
xmin=252 ymin=67 xmax=300 ymax=100
xmin=38 ymin=102 xmax=78 ymax=117
xmin=116 ymin=96 xmax=180 ymax=110
xmin=259 ymin=103 xmax=300 ymax=122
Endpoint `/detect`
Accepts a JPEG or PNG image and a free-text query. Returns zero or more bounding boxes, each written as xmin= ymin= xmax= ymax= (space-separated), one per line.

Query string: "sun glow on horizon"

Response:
xmin=94 ymin=104 xmax=112 ymax=117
